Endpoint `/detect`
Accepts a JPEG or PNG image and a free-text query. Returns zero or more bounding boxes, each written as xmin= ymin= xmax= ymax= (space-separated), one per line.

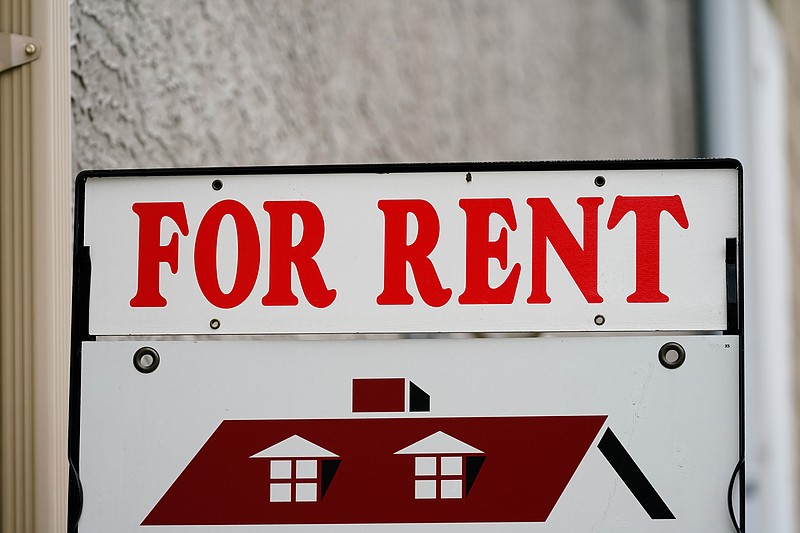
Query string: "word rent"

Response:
xmin=130 ymin=196 xmax=688 ymax=310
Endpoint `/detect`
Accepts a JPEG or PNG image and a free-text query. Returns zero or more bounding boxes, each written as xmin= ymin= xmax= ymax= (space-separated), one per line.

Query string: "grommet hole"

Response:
xmin=133 ymin=347 xmax=160 ymax=374
xmin=212 ymin=179 xmax=223 ymax=191
xmin=658 ymin=342 xmax=685 ymax=369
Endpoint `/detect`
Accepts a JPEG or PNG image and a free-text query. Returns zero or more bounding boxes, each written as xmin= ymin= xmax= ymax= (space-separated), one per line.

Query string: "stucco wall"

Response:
xmin=71 ymin=0 xmax=697 ymax=171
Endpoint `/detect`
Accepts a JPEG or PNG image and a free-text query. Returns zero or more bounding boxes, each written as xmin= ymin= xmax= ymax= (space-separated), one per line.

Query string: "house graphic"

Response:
xmin=250 ymin=435 xmax=341 ymax=503
xmin=394 ymin=431 xmax=485 ymax=500
xmin=144 ymin=377 xmax=671 ymax=525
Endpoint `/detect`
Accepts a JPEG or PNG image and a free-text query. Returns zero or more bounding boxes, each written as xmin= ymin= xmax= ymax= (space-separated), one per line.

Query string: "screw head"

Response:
xmin=24 ymin=43 xmax=36 ymax=55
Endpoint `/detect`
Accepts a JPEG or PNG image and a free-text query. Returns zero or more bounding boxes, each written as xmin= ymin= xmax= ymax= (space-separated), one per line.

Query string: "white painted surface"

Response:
xmin=746 ymin=2 xmax=797 ymax=531
xmin=699 ymin=0 xmax=797 ymax=531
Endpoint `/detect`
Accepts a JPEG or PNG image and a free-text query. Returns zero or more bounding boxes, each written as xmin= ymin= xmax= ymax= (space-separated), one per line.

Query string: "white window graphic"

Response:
xmin=250 ymin=435 xmax=339 ymax=504
xmin=268 ymin=458 xmax=321 ymax=502
xmin=395 ymin=431 xmax=484 ymax=500
xmin=414 ymin=455 xmax=464 ymax=499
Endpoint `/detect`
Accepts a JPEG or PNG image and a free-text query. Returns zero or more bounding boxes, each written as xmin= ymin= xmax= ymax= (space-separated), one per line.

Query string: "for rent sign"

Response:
xmin=81 ymin=164 xmax=738 ymax=334
xmin=69 ymin=161 xmax=743 ymax=533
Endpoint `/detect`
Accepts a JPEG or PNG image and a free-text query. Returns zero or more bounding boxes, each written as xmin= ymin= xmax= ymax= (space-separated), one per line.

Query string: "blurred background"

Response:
xmin=1 ymin=0 xmax=799 ymax=531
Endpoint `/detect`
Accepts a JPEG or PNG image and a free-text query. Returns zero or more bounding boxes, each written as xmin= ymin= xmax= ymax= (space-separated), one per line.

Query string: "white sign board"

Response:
xmin=78 ymin=336 xmax=738 ymax=533
xmin=81 ymin=166 xmax=738 ymax=334
xmin=69 ymin=161 xmax=743 ymax=533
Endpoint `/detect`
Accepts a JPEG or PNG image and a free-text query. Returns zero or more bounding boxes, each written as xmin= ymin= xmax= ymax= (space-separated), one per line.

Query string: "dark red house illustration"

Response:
xmin=142 ymin=378 xmax=673 ymax=526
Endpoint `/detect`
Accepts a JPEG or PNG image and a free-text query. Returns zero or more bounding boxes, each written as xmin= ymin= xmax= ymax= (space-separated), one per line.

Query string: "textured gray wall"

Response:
xmin=71 ymin=0 xmax=697 ymax=170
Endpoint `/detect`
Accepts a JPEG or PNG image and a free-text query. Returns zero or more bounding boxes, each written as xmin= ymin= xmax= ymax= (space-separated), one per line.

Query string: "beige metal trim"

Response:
xmin=0 ymin=0 xmax=71 ymax=531
xmin=31 ymin=0 xmax=71 ymax=530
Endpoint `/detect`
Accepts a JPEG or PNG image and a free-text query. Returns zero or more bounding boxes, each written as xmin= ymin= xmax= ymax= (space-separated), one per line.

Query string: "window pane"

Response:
xmin=415 ymin=456 xmax=437 ymax=476
xmin=441 ymin=479 xmax=463 ymax=499
xmin=296 ymin=460 xmax=318 ymax=479
xmin=415 ymin=479 xmax=437 ymax=499
xmin=296 ymin=483 xmax=318 ymax=502
xmin=270 ymin=483 xmax=292 ymax=502
xmin=270 ymin=460 xmax=292 ymax=479
xmin=440 ymin=456 xmax=462 ymax=476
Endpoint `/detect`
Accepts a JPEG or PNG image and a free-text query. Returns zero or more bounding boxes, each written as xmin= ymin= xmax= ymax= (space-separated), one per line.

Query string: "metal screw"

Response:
xmin=209 ymin=318 xmax=221 ymax=330
xmin=594 ymin=314 xmax=605 ymax=326
xmin=24 ymin=43 xmax=36 ymax=55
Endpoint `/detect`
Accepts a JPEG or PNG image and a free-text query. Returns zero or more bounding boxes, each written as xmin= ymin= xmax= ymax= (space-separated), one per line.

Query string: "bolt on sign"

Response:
xmin=68 ymin=161 xmax=744 ymax=532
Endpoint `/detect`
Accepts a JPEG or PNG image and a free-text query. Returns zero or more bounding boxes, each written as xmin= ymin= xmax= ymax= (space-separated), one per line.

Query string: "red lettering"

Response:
xmin=130 ymin=202 xmax=189 ymax=307
xmin=194 ymin=200 xmax=260 ymax=309
xmin=376 ymin=199 xmax=452 ymax=307
xmin=261 ymin=201 xmax=336 ymax=308
xmin=607 ymin=195 xmax=689 ymax=303
xmin=527 ymin=197 xmax=604 ymax=304
xmin=458 ymin=198 xmax=521 ymax=304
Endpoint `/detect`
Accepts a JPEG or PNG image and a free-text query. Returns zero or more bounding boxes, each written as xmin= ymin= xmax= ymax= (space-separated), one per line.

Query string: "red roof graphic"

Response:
xmin=143 ymin=415 xmax=606 ymax=525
